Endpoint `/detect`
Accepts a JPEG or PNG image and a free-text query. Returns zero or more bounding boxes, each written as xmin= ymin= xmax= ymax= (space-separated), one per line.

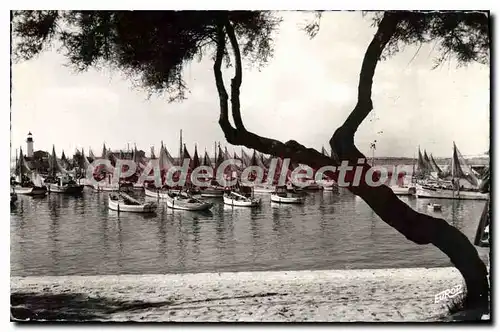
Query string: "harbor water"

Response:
xmin=11 ymin=187 xmax=488 ymax=276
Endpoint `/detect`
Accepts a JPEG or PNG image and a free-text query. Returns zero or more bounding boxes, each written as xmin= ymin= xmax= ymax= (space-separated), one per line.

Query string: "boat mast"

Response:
xmin=452 ymin=141 xmax=455 ymax=198
xmin=412 ymin=150 xmax=416 ymax=184
xmin=179 ymin=129 xmax=183 ymax=166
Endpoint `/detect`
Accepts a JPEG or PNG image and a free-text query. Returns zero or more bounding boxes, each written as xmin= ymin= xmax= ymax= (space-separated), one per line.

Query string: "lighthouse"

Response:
xmin=26 ymin=132 xmax=34 ymax=158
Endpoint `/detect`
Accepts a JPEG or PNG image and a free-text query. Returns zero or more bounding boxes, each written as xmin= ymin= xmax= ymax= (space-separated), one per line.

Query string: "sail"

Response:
xmin=321 ymin=146 xmax=329 ymax=157
xmin=81 ymin=149 xmax=91 ymax=170
xmin=150 ymin=146 xmax=156 ymax=159
xmin=215 ymin=145 xmax=225 ymax=168
xmin=240 ymin=149 xmax=252 ymax=168
xmin=429 ymin=154 xmax=443 ymax=175
xmin=15 ymin=148 xmax=32 ymax=176
xmin=203 ymin=150 xmax=213 ymax=168
xmin=416 ymin=148 xmax=431 ymax=177
xmin=452 ymin=143 xmax=480 ymax=187
xmin=60 ymin=150 xmax=71 ymax=170
xmin=183 ymin=144 xmax=192 ymax=162
xmin=101 ymin=143 xmax=107 ymax=159
xmin=259 ymin=152 xmax=272 ymax=168
xmin=191 ymin=145 xmax=200 ymax=169
xmin=49 ymin=145 xmax=69 ymax=176
xmin=88 ymin=148 xmax=95 ymax=161
xmin=423 ymin=150 xmax=434 ymax=172
xmin=159 ymin=144 xmax=175 ymax=171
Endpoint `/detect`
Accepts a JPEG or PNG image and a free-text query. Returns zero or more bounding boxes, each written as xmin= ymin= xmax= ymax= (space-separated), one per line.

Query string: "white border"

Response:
xmin=3 ymin=1 xmax=497 ymax=330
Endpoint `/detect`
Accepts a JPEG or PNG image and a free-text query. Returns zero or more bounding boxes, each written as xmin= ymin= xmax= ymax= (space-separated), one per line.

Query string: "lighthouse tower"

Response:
xmin=26 ymin=132 xmax=34 ymax=158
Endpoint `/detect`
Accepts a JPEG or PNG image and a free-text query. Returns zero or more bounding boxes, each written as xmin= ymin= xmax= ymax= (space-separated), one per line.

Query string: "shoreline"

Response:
xmin=11 ymin=267 xmax=470 ymax=322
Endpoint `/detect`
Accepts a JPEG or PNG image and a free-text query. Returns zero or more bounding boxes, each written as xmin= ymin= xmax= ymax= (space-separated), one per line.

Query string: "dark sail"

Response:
xmin=452 ymin=143 xmax=479 ymax=187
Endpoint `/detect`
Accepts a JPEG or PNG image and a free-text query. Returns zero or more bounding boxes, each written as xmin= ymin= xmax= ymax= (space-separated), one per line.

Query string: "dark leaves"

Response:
xmin=368 ymin=11 xmax=489 ymax=67
xmin=12 ymin=10 xmax=280 ymax=102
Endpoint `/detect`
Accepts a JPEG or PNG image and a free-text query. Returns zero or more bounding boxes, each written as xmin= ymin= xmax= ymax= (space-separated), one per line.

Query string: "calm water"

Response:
xmin=11 ymin=188 xmax=488 ymax=276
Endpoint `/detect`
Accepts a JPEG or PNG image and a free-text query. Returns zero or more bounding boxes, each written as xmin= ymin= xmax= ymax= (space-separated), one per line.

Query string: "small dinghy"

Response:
xmin=224 ymin=186 xmax=261 ymax=207
xmin=270 ymin=186 xmax=305 ymax=204
xmin=427 ymin=203 xmax=442 ymax=212
xmin=165 ymin=191 xmax=213 ymax=211
xmin=108 ymin=192 xmax=157 ymax=213
xmin=145 ymin=187 xmax=171 ymax=199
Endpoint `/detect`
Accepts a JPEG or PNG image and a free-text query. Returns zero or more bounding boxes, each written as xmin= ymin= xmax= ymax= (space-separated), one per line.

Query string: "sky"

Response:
xmin=10 ymin=11 xmax=490 ymax=159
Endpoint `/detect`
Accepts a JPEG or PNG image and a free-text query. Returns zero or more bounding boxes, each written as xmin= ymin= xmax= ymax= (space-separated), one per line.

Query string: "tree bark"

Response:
xmin=214 ymin=14 xmax=489 ymax=312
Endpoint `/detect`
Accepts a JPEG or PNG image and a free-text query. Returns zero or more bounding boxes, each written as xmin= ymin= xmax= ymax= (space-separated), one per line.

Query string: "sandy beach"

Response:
xmin=10 ymin=267 xmax=477 ymax=322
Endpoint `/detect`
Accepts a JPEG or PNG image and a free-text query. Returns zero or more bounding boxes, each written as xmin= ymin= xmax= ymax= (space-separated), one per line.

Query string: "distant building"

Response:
xmin=26 ymin=132 xmax=34 ymax=157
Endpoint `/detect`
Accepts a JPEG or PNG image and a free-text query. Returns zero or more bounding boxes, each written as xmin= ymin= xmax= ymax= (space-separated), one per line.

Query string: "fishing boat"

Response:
xmin=108 ymin=192 xmax=157 ymax=213
xmin=165 ymin=191 xmax=213 ymax=211
xmin=224 ymin=186 xmax=261 ymax=207
xmin=416 ymin=187 xmax=489 ymax=200
xmin=144 ymin=186 xmax=171 ymax=199
xmin=251 ymin=184 xmax=276 ymax=193
xmin=12 ymin=148 xmax=47 ymax=196
xmin=200 ymin=186 xmax=225 ymax=198
xmin=303 ymin=183 xmax=322 ymax=191
xmin=415 ymin=143 xmax=489 ymax=201
xmin=45 ymin=174 xmax=84 ymax=194
xmin=270 ymin=186 xmax=305 ymax=204
xmin=390 ymin=185 xmax=417 ymax=196
xmin=427 ymin=203 xmax=442 ymax=212
xmin=91 ymin=174 xmax=120 ymax=192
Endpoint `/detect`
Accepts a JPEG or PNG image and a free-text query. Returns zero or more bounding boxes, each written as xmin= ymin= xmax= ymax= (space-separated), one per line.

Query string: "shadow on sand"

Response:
xmin=11 ymin=292 xmax=174 ymax=322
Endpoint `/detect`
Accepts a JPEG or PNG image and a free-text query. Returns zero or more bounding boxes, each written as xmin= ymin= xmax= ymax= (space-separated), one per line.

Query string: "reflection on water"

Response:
xmin=11 ymin=188 xmax=488 ymax=276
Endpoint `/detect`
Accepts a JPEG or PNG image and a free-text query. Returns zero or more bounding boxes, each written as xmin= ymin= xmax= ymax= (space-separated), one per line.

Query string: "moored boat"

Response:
xmin=108 ymin=192 xmax=157 ymax=213
xmin=270 ymin=186 xmax=305 ymax=204
xmin=200 ymin=186 xmax=225 ymax=198
xmin=45 ymin=174 xmax=84 ymax=194
xmin=416 ymin=187 xmax=488 ymax=200
xmin=13 ymin=184 xmax=47 ymax=196
xmin=390 ymin=185 xmax=417 ymax=196
xmin=165 ymin=191 xmax=213 ymax=211
xmin=427 ymin=203 xmax=442 ymax=211
xmin=250 ymin=184 xmax=275 ymax=194
xmin=224 ymin=190 xmax=261 ymax=207
xmin=145 ymin=187 xmax=170 ymax=199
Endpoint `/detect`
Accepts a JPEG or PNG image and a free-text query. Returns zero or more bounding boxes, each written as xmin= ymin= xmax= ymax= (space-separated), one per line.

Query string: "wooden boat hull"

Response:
xmin=390 ymin=186 xmax=417 ymax=196
xmin=92 ymin=184 xmax=119 ymax=192
xmin=251 ymin=185 xmax=275 ymax=193
xmin=165 ymin=196 xmax=213 ymax=211
xmin=14 ymin=186 xmax=47 ymax=196
xmin=200 ymin=188 xmax=224 ymax=197
xmin=223 ymin=195 xmax=261 ymax=207
xmin=108 ymin=197 xmax=156 ymax=213
xmin=416 ymin=188 xmax=488 ymax=200
xmin=270 ymin=194 xmax=305 ymax=204
xmin=47 ymin=184 xmax=84 ymax=194
xmin=144 ymin=188 xmax=171 ymax=199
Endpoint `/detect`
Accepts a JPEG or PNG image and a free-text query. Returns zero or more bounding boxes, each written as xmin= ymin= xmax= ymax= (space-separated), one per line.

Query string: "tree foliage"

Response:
xmin=367 ymin=11 xmax=489 ymax=67
xmin=12 ymin=10 xmax=281 ymax=101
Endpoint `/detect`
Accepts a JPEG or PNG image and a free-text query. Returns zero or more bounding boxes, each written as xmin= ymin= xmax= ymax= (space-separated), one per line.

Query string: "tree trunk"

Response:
xmin=214 ymin=13 xmax=489 ymax=312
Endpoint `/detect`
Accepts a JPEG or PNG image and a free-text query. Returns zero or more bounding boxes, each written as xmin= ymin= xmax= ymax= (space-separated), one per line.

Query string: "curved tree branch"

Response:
xmin=215 ymin=13 xmax=488 ymax=313
xmin=329 ymin=11 xmax=488 ymax=310
xmin=224 ymin=18 xmax=246 ymax=132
